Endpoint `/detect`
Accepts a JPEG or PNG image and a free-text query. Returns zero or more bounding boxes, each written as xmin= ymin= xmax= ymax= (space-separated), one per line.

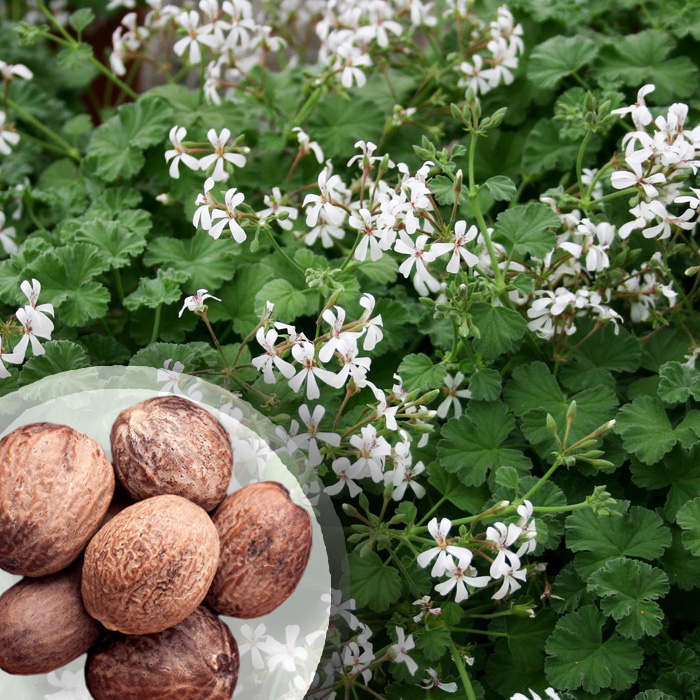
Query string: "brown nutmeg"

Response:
xmin=110 ymin=395 xmax=233 ymax=511
xmin=206 ymin=481 xmax=312 ymax=619
xmin=0 ymin=564 xmax=102 ymax=675
xmin=85 ymin=606 xmax=239 ymax=700
xmin=81 ymin=495 xmax=219 ymax=635
xmin=0 ymin=422 xmax=115 ymax=577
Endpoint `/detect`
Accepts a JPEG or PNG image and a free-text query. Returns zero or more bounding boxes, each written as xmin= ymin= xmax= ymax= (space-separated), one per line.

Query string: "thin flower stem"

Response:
xmin=415 ymin=495 xmax=448 ymax=527
xmin=592 ymin=186 xmax=638 ymax=204
xmin=15 ymin=129 xmax=75 ymax=160
xmin=264 ymin=225 xmax=306 ymax=274
xmin=468 ymin=130 xmax=504 ymax=290
xmin=150 ymin=304 xmax=162 ymax=344
xmin=449 ymin=640 xmax=478 ymax=700
xmin=7 ymin=98 xmax=80 ymax=161
xmin=113 ymin=269 xmax=125 ymax=303
xmin=576 ymin=129 xmax=592 ymax=204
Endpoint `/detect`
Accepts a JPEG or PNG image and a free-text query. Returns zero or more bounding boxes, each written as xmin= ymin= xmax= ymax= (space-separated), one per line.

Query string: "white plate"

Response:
xmin=0 ymin=366 xmax=341 ymax=700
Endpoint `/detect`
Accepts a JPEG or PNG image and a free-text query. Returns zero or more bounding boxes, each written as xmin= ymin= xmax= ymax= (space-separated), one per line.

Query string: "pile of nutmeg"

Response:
xmin=0 ymin=395 xmax=312 ymax=700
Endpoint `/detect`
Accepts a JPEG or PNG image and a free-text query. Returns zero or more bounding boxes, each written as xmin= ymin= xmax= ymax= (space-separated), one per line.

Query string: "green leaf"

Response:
xmin=659 ymin=528 xmax=700 ymax=591
xmin=588 ymin=558 xmax=670 ymax=639
xmin=493 ymin=465 xmax=520 ymax=491
xmin=69 ymin=214 xmax=150 ymax=269
xmin=676 ymin=497 xmax=700 ymax=557
xmin=69 ymin=8 xmax=95 ymax=32
xmin=397 ymin=353 xmax=447 ymax=392
xmin=254 ymin=278 xmax=316 ymax=321
xmin=493 ymin=202 xmax=559 ymax=259
xmin=615 ymin=396 xmax=677 ymax=465
xmin=309 ymin=96 xmax=384 ymax=159
xmin=483 ymin=175 xmax=517 ymax=202
xmin=56 ymin=43 xmax=98 ymax=89
xmin=144 ymin=233 xmax=239 ymax=290
xmin=357 ymin=255 xmax=398 ymax=285
xmin=427 ymin=464 xmax=490 ymax=513
xmin=430 ymin=174 xmax=469 ymax=206
xmin=630 ymin=446 xmax=700 ymax=522
xmin=658 ymin=361 xmax=700 ymax=404
xmin=85 ymin=98 xmax=174 ymax=181
xmin=437 ymin=401 xmax=531 ymax=486
xmin=641 ymin=328 xmax=691 ymax=372
xmin=545 ymin=605 xmax=643 ymax=691
xmin=470 ymin=303 xmax=527 ymax=359
xmin=522 ymin=119 xmax=583 ymax=175
xmin=528 ymin=35 xmax=599 ymax=89
xmin=80 ymin=335 xmax=131 ymax=366
xmin=26 ymin=243 xmax=111 ymax=327
xmin=505 ymin=362 xmax=618 ymax=452
xmin=566 ymin=505 xmax=672 ymax=577
xmin=675 ymin=411 xmax=700 ymax=451
xmin=414 ymin=626 xmax=451 ymax=661
xmin=123 ymin=268 xmax=190 ymax=311
xmin=595 ymin=31 xmax=698 ymax=103
xmin=349 ymin=550 xmax=402 ymax=612
xmin=19 ymin=340 xmax=90 ymax=385
xmin=468 ymin=368 xmax=502 ymax=401
xmin=0 ymin=238 xmax=52 ymax=304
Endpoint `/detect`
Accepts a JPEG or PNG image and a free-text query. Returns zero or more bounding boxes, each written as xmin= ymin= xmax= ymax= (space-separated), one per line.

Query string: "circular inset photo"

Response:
xmin=0 ymin=366 xmax=344 ymax=700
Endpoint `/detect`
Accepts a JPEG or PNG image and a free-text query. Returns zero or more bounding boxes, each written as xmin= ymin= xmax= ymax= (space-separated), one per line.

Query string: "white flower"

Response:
xmin=434 ymin=556 xmax=491 ymax=602
xmin=304 ymin=216 xmax=346 ymax=248
xmin=198 ymin=128 xmax=247 ymax=182
xmin=457 ymin=54 xmax=496 ymax=95
xmin=251 ymin=327 xmax=296 ymax=384
xmin=412 ymin=595 xmax=442 ymax=623
xmin=0 ymin=210 xmax=18 ymax=255
xmin=417 ymin=517 xmax=474 ymax=577
xmin=258 ymin=187 xmax=298 ymax=231
xmin=368 ymin=381 xmax=400 ymax=430
xmin=178 ymin=288 xmax=221 ymax=317
xmin=490 ymin=560 xmax=527 ymax=600
xmin=335 ymin=44 xmax=372 ymax=89
xmin=318 ymin=305 xmax=360 ymax=363
xmin=156 ymin=359 xmax=187 ymax=394
xmin=610 ymin=158 xmax=666 ymax=198
xmin=386 ymin=459 xmax=426 ymax=500
xmin=421 ymin=668 xmax=459 ymax=693
xmin=349 ymin=424 xmax=391 ymax=482
xmin=238 ymin=623 xmax=267 ymax=670
xmin=293 ymin=127 xmax=324 ymax=163
xmin=193 ymin=177 xmax=217 ymax=230
xmin=0 ymin=111 xmax=20 ymax=155
xmin=432 ymin=220 xmax=480 ymax=273
xmin=303 ymin=165 xmax=347 ymax=227
xmin=395 ymin=232 xmax=441 ymax=296
xmin=322 ymin=588 xmax=361 ymax=630
xmin=0 ymin=336 xmax=22 ymax=378
xmin=349 ymin=208 xmax=385 ymax=262
xmin=436 ymin=372 xmax=471 ymax=419
xmin=515 ymin=500 xmax=537 ymax=556
xmin=13 ymin=306 xmax=53 ymax=360
xmin=260 ymin=624 xmax=308 ymax=673
xmin=611 ymin=83 xmax=655 ymax=128
xmin=295 ymin=404 xmax=341 ymax=465
xmin=347 ymin=140 xmax=384 ymax=169
xmin=486 ymin=521 xmax=523 ymax=572
xmin=0 ymin=60 xmax=33 ymax=82
xmin=325 ymin=457 xmax=363 ymax=497
xmin=333 ymin=336 xmax=372 ymax=388
xmin=288 ymin=341 xmax=339 ymax=400
xmin=359 ymin=293 xmax=383 ymax=351
xmin=164 ymin=125 xmax=199 ymax=178
xmin=390 ymin=627 xmax=418 ymax=675
xmin=173 ymin=10 xmax=218 ymax=64
xmin=209 ymin=187 xmax=246 ymax=242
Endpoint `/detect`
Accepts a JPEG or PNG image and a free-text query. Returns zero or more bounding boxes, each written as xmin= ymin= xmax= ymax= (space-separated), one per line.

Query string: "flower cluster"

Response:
xmin=0 ymin=279 xmax=55 ymax=378
xmin=417 ymin=504 xmax=537 ymax=603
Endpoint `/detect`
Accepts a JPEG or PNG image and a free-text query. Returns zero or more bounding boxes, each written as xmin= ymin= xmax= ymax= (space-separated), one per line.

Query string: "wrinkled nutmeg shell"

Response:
xmin=85 ymin=606 xmax=239 ymax=700
xmin=82 ymin=494 xmax=220 ymax=635
xmin=206 ymin=481 xmax=312 ymax=618
xmin=0 ymin=422 xmax=115 ymax=577
xmin=110 ymin=395 xmax=233 ymax=511
xmin=0 ymin=564 xmax=102 ymax=675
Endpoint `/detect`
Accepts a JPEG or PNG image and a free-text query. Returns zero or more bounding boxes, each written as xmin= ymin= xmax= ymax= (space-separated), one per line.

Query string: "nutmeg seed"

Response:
xmin=0 ymin=563 xmax=102 ymax=675
xmin=110 ymin=395 xmax=233 ymax=511
xmin=206 ymin=481 xmax=312 ymax=618
xmin=81 ymin=494 xmax=220 ymax=635
xmin=85 ymin=606 xmax=239 ymax=700
xmin=0 ymin=422 xmax=115 ymax=577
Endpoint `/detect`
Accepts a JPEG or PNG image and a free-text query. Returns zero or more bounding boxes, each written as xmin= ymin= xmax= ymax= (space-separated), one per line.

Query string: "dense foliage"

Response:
xmin=2 ymin=0 xmax=700 ymax=698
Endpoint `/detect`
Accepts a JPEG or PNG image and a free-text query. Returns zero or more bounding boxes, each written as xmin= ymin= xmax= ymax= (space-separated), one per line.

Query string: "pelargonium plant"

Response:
xmin=1 ymin=0 xmax=700 ymax=698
